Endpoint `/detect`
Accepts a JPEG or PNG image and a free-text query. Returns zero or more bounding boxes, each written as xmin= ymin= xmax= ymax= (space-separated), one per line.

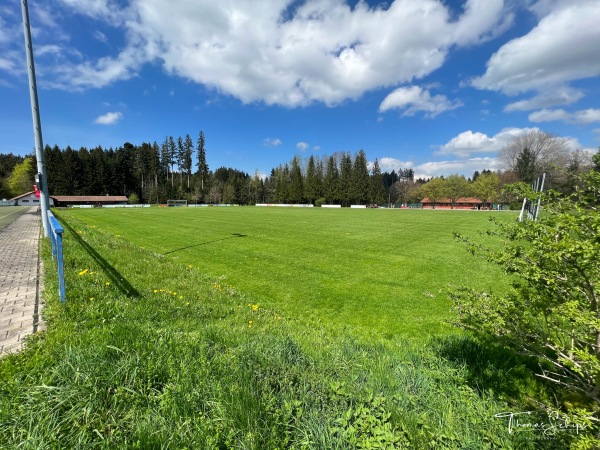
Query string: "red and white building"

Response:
xmin=421 ymin=197 xmax=494 ymax=210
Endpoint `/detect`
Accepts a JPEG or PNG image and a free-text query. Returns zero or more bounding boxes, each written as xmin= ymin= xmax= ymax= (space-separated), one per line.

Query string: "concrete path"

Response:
xmin=0 ymin=207 xmax=45 ymax=356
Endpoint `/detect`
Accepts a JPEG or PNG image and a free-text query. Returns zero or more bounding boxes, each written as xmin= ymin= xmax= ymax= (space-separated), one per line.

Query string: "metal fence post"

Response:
xmin=47 ymin=211 xmax=66 ymax=302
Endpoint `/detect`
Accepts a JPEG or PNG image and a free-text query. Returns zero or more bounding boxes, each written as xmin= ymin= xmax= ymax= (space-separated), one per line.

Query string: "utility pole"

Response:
xmin=21 ymin=0 xmax=50 ymax=237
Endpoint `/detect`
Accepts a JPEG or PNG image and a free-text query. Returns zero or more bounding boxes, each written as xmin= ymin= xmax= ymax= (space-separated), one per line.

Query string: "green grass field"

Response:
xmin=2 ymin=206 xmax=574 ymax=448
xmin=61 ymin=207 xmax=514 ymax=338
xmin=0 ymin=206 xmax=29 ymax=231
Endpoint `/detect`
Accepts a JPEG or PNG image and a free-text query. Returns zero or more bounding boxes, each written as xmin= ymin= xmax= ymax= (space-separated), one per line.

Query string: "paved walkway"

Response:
xmin=0 ymin=207 xmax=45 ymax=356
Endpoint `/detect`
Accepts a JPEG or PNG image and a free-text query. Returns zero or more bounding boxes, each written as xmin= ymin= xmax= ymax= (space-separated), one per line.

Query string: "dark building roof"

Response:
xmin=9 ymin=191 xmax=36 ymax=200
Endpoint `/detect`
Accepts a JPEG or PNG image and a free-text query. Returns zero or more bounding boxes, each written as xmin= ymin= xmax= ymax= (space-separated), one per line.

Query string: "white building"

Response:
xmin=10 ymin=191 xmax=55 ymax=207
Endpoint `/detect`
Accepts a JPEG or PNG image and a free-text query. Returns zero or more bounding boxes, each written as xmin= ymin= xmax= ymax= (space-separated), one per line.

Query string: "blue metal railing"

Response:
xmin=47 ymin=211 xmax=66 ymax=302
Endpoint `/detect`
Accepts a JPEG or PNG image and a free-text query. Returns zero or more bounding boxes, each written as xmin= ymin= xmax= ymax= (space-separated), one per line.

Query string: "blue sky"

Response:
xmin=1 ymin=0 xmax=599 ymax=179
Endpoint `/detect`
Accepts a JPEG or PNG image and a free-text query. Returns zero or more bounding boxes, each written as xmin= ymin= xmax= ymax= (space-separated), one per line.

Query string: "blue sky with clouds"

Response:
xmin=1 ymin=0 xmax=599 ymax=179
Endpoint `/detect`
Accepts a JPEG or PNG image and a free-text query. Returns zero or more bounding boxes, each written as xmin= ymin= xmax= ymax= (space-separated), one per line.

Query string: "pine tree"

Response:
xmin=350 ymin=150 xmax=369 ymax=204
xmin=160 ymin=137 xmax=170 ymax=183
xmin=339 ymin=152 xmax=353 ymax=206
xmin=289 ymin=156 xmax=304 ymax=204
xmin=304 ymin=155 xmax=318 ymax=204
xmin=324 ymin=155 xmax=339 ymax=204
xmin=370 ymin=159 xmax=386 ymax=205
xmin=515 ymin=147 xmax=536 ymax=183
xmin=196 ymin=131 xmax=209 ymax=196
xmin=184 ymin=134 xmax=193 ymax=189
xmin=168 ymin=136 xmax=176 ymax=186
xmin=177 ymin=136 xmax=185 ymax=186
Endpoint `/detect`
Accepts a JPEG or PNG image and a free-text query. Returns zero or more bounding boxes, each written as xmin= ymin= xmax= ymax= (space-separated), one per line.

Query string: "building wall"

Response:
xmin=15 ymin=193 xmax=54 ymax=207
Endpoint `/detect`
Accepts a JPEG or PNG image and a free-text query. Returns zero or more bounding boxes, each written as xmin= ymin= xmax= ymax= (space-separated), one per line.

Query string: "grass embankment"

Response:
xmin=0 ymin=208 xmax=567 ymax=448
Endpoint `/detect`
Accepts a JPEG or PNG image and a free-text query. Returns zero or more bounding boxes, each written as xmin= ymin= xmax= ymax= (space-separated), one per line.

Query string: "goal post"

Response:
xmin=167 ymin=199 xmax=188 ymax=207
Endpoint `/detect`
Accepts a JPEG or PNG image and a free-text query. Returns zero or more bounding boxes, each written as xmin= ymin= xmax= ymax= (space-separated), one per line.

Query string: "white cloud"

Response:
xmin=376 ymin=157 xmax=413 ymax=174
xmin=504 ymin=86 xmax=584 ymax=111
xmin=94 ymin=111 xmax=122 ymax=125
xmin=451 ymin=0 xmax=513 ymax=46
xmin=414 ymin=157 xmax=500 ymax=179
xmin=436 ymin=127 xmax=537 ymax=157
xmin=529 ymin=108 xmax=600 ymax=124
xmin=11 ymin=0 xmax=509 ymax=106
xmin=473 ymin=1 xmax=600 ymax=97
xmin=0 ymin=56 xmax=16 ymax=72
xmin=0 ymin=18 xmax=11 ymax=45
xmin=263 ymin=137 xmax=282 ymax=147
xmin=56 ymin=0 xmax=126 ymax=24
xmin=296 ymin=142 xmax=309 ymax=151
xmin=94 ymin=30 xmax=108 ymax=43
xmin=572 ymin=109 xmax=600 ymax=125
xmin=528 ymin=109 xmax=569 ymax=123
xmin=379 ymin=86 xmax=462 ymax=117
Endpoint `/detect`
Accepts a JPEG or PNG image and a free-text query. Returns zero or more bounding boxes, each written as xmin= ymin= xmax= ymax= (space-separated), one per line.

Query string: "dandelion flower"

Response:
xmin=105 ymin=282 xmax=110 ymax=286
xmin=179 ymin=296 xmax=183 ymax=299
xmin=78 ymin=269 xmax=88 ymax=276
xmin=153 ymin=289 xmax=158 ymax=293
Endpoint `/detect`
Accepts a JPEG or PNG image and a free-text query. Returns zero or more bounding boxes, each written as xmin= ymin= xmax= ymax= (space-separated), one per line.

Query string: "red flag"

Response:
xmin=33 ymin=185 xmax=40 ymax=198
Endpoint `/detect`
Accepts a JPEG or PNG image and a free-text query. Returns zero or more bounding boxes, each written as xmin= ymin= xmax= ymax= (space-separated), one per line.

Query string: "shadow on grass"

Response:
xmin=433 ymin=334 xmax=550 ymax=403
xmin=164 ymin=233 xmax=247 ymax=255
xmin=58 ymin=215 xmax=141 ymax=298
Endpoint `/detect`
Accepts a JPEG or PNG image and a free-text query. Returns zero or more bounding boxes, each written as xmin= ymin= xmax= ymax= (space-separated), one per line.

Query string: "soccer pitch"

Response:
xmin=59 ymin=207 xmax=515 ymax=338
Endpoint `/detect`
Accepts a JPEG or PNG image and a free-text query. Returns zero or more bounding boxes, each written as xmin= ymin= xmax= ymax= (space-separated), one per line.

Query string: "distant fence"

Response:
xmin=47 ymin=211 xmax=66 ymax=303
xmin=255 ymin=204 xmax=314 ymax=208
xmin=101 ymin=204 xmax=151 ymax=208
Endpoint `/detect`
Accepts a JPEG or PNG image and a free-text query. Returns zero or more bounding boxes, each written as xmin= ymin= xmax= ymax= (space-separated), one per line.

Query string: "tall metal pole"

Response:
xmin=21 ymin=0 xmax=49 ymax=237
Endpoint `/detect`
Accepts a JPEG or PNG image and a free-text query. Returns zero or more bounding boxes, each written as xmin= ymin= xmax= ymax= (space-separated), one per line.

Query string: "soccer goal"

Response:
xmin=518 ymin=173 xmax=545 ymax=222
xmin=167 ymin=199 xmax=188 ymax=207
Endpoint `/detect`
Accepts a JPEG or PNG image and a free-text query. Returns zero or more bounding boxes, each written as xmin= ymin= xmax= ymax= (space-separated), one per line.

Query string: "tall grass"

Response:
xmin=0 ymin=208 xmax=578 ymax=448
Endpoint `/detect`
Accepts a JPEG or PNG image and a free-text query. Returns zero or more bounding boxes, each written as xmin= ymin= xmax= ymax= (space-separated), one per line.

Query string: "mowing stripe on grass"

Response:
xmin=57 ymin=207 xmax=515 ymax=339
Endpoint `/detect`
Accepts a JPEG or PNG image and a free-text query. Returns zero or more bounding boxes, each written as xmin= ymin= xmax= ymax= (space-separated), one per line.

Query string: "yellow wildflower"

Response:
xmin=78 ymin=269 xmax=88 ymax=276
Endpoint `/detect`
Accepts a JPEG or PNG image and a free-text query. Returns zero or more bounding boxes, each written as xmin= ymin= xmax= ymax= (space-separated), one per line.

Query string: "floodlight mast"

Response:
xmin=21 ymin=0 xmax=50 ymax=237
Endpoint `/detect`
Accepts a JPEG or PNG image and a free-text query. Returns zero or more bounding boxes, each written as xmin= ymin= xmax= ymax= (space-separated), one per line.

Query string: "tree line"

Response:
xmin=1 ymin=130 xmax=597 ymax=206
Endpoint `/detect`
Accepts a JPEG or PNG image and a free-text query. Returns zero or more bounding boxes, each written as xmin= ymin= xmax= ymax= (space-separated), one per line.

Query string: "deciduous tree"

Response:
xmin=471 ymin=172 xmax=499 ymax=209
xmin=420 ymin=177 xmax=446 ymax=209
xmin=450 ymin=170 xmax=600 ymax=404
xmin=445 ymin=174 xmax=470 ymax=209
xmin=8 ymin=157 xmax=35 ymax=196
xmin=499 ymin=130 xmax=570 ymax=187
